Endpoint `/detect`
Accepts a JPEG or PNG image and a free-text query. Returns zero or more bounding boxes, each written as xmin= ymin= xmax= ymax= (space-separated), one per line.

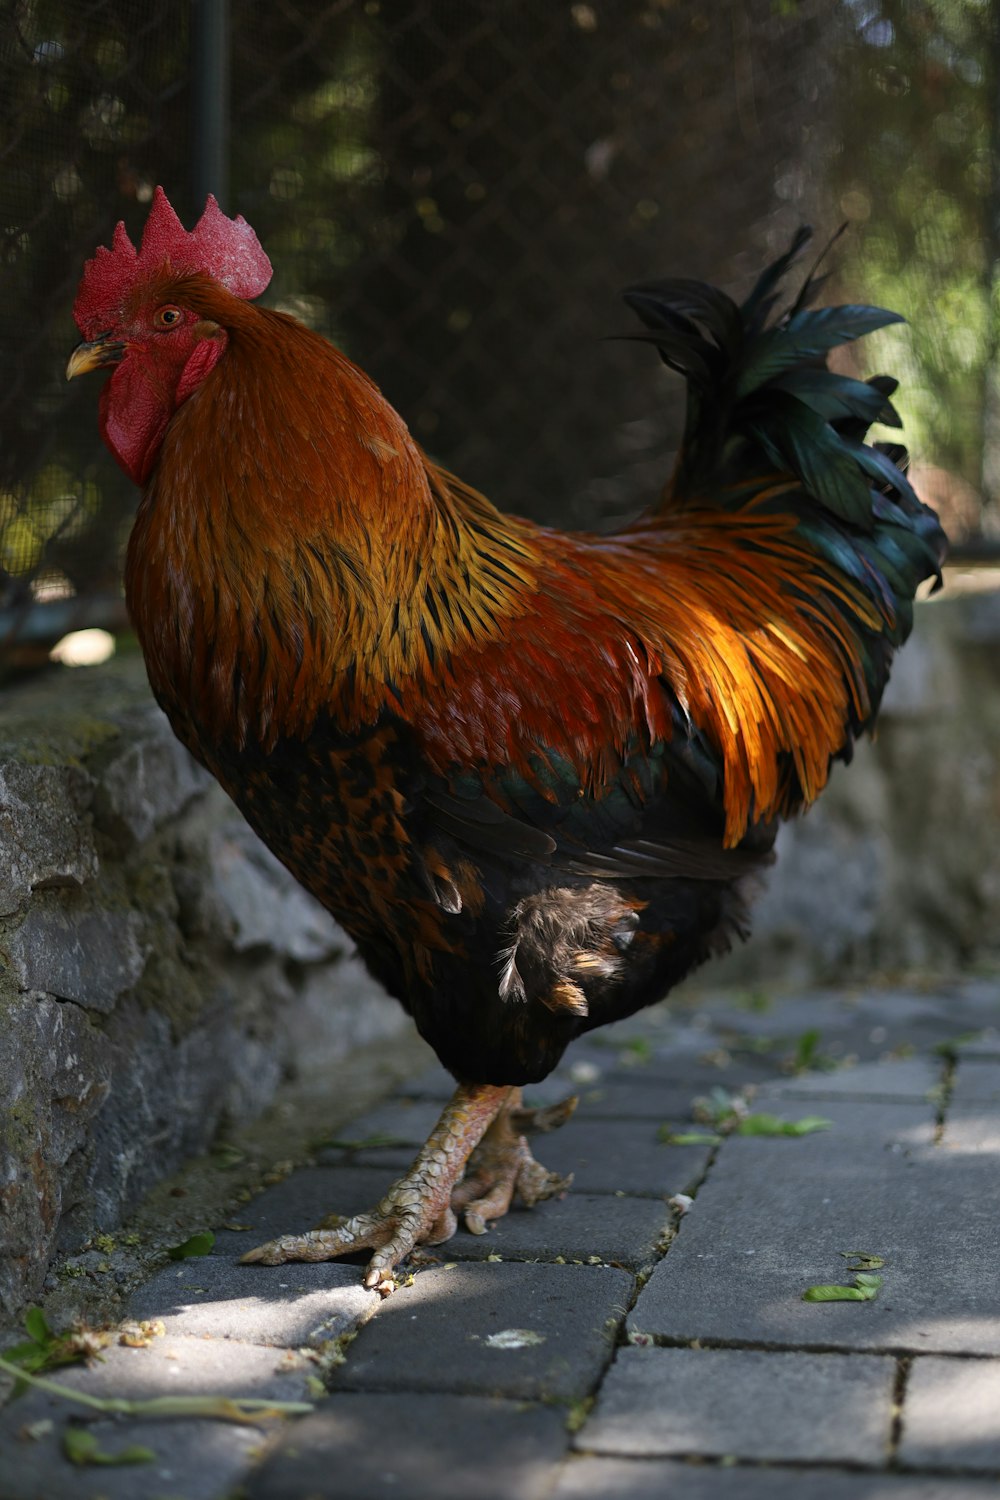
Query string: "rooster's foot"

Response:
xmin=450 ymin=1088 xmax=576 ymax=1235
xmin=241 ymin=1082 xmax=513 ymax=1294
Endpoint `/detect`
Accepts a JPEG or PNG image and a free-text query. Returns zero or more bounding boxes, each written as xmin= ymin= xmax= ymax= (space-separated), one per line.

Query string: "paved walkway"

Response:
xmin=2 ymin=979 xmax=999 ymax=1499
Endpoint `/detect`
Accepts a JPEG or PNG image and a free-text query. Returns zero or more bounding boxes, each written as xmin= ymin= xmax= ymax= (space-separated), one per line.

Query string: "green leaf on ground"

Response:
xmin=657 ymin=1129 xmax=722 ymax=1146
xmin=736 ymin=1114 xmax=832 ymax=1137
xmin=803 ymin=1273 xmax=883 ymax=1303
xmin=841 ymin=1251 xmax=885 ymax=1271
xmin=167 ymin=1231 xmax=215 ymax=1261
xmin=63 ymin=1429 xmax=155 ymax=1467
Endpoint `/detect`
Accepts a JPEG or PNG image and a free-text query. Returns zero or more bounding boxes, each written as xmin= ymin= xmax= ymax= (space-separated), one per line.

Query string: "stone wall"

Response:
xmin=0 ymin=655 xmax=405 ymax=1319
xmin=711 ymin=580 xmax=1000 ymax=985
xmin=1 ymin=582 xmax=997 ymax=1318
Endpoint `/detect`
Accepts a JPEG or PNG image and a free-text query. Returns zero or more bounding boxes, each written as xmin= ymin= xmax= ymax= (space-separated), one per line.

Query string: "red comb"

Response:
xmin=74 ymin=186 xmax=272 ymax=338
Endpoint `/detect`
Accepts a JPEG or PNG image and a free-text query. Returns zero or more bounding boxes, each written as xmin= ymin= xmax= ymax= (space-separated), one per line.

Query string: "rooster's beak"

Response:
xmin=66 ymin=335 xmax=126 ymax=380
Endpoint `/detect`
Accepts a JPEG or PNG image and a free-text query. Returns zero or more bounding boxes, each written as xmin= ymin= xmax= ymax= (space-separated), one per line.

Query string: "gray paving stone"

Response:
xmin=319 ymin=1102 xmax=714 ymax=1198
xmin=707 ymin=986 xmax=1000 ymax=1065
xmin=435 ymin=1188 xmax=673 ymax=1269
xmin=127 ymin=1254 xmax=377 ymax=1346
xmin=757 ymin=1054 xmax=941 ymax=1101
xmin=951 ymin=1059 xmax=1000 ymax=1104
xmin=244 ymin=1392 xmax=570 ymax=1500
xmin=3 ymin=1418 xmax=268 ymax=1500
xmin=628 ymin=1098 xmax=1000 ymax=1354
xmin=329 ymin=1260 xmax=632 ymax=1402
xmin=942 ymin=1107 xmax=1000 ymax=1153
xmin=0 ymin=1336 xmax=314 ymax=1500
xmin=522 ymin=1117 xmax=714 ymax=1198
xmin=209 ymin=1164 xmax=411 ymax=1259
xmin=954 ymin=1031 xmax=1000 ymax=1059
xmin=577 ymin=1346 xmax=895 ymax=1463
xmin=407 ymin=1054 xmax=774 ymax=1120
xmin=899 ymin=1356 xmax=1000 ymax=1469
xmin=552 ymin=1459 xmax=1000 ymax=1500
xmin=212 ymin=1160 xmax=674 ymax=1272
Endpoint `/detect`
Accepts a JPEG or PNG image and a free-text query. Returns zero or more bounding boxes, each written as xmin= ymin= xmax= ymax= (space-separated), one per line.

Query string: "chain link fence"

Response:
xmin=1 ymin=0 xmax=995 ymax=676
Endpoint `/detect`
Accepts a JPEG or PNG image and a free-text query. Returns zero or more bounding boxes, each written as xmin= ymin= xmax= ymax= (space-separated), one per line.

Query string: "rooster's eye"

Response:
xmin=154 ymin=306 xmax=183 ymax=330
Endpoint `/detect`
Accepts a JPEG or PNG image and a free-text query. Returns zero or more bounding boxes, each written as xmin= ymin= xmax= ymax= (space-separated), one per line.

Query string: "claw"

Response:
xmin=509 ymin=1093 xmax=579 ymax=1135
xmin=239 ymin=1082 xmax=511 ymax=1290
xmin=239 ymin=1082 xmax=578 ymax=1290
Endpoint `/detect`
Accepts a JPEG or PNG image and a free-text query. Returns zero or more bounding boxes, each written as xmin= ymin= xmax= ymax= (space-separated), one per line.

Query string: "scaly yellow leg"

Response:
xmin=240 ymin=1082 xmax=575 ymax=1294
xmin=242 ymin=1082 xmax=511 ymax=1294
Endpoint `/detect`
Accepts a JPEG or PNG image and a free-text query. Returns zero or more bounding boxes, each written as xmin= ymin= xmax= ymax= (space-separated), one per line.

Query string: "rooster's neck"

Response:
xmin=125 ymin=312 xmax=538 ymax=753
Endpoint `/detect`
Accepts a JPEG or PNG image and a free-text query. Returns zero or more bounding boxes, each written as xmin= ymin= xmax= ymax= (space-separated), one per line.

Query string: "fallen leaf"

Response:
xmin=736 ymin=1114 xmax=831 ymax=1137
xmin=803 ymin=1273 xmax=883 ymax=1303
xmin=657 ymin=1129 xmax=722 ymax=1146
xmin=167 ymin=1231 xmax=215 ymax=1261
xmin=63 ymin=1429 xmax=155 ymax=1467
xmin=841 ymin=1252 xmax=885 ymax=1271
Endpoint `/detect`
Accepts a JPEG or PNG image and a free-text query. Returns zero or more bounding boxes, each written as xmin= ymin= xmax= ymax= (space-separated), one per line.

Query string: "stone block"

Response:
xmin=321 ymin=1102 xmax=714 ymax=1199
xmin=950 ymin=1059 xmax=1000 ymax=1105
xmin=212 ymin=1158 xmax=672 ymax=1272
xmin=578 ymin=1346 xmax=895 ymax=1463
xmin=552 ymin=1459 xmax=1000 ymax=1500
xmin=628 ymin=1098 xmax=1000 ymax=1353
xmin=0 ymin=1335 xmax=315 ymax=1500
xmin=329 ymin=1261 xmax=632 ymax=1402
xmin=757 ymin=1055 xmax=941 ymax=1102
xmin=246 ymin=1393 xmax=569 ymax=1500
xmin=127 ymin=1255 xmax=377 ymax=1346
xmin=899 ymin=1356 xmax=1000 ymax=1469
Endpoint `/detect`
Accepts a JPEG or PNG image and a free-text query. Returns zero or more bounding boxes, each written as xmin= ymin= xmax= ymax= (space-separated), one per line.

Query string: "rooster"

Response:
xmin=68 ymin=191 xmax=945 ymax=1293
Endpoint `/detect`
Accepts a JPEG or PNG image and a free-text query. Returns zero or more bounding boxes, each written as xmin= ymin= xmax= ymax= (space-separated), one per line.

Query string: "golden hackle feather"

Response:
xmin=129 ymin=269 xmax=900 ymax=853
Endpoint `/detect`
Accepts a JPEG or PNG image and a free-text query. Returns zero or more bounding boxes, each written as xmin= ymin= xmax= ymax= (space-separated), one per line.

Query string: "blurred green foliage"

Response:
xmin=835 ymin=0 xmax=997 ymax=528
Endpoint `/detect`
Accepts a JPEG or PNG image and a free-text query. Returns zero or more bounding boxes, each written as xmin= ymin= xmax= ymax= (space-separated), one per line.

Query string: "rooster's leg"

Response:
xmin=241 ymin=1082 xmax=514 ymax=1293
xmin=450 ymin=1087 xmax=576 ymax=1233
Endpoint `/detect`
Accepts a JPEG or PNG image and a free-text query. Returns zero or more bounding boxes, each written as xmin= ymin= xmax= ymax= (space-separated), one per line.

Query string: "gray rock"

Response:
xmin=199 ymin=818 xmax=342 ymax=963
xmin=0 ymin=761 xmax=97 ymax=916
xmin=95 ymin=705 xmax=210 ymax=844
xmin=7 ymin=903 xmax=147 ymax=1010
xmin=578 ymin=1346 xmax=895 ymax=1463
xmin=0 ymin=993 xmax=111 ymax=1316
xmin=0 ymin=657 xmax=411 ymax=1318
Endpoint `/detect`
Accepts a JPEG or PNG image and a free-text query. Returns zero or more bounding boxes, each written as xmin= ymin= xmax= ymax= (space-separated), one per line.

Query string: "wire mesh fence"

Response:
xmin=1 ymin=0 xmax=996 ymax=676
